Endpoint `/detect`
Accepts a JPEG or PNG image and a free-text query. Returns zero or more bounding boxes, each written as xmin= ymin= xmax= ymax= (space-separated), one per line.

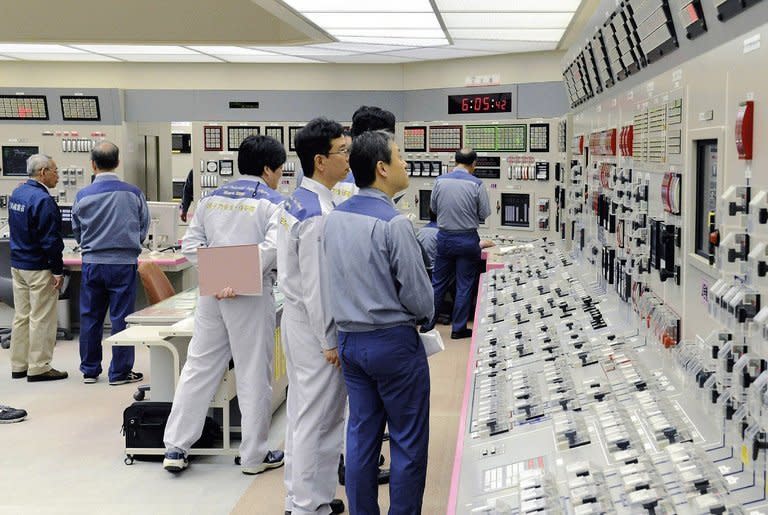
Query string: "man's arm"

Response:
xmin=38 ymin=198 xmax=65 ymax=276
xmin=478 ymin=183 xmax=491 ymax=222
xmin=180 ymin=201 xmax=207 ymax=265
xmin=389 ymin=216 xmax=434 ymax=322
xmin=298 ymin=216 xmax=337 ymax=351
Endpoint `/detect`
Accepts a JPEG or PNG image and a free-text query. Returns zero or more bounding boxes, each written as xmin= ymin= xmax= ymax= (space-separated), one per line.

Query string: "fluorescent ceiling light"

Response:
xmin=220 ymin=55 xmax=319 ymax=63
xmin=2 ymin=53 xmax=118 ymax=61
xmin=442 ymin=12 xmax=574 ymax=28
xmin=451 ymin=38 xmax=559 ymax=51
xmin=449 ymin=28 xmax=565 ymax=41
xmin=436 ymin=0 xmax=581 ymax=11
xmin=335 ymin=37 xmax=448 ymax=47
xmin=381 ymin=47 xmax=491 ymax=59
xmin=311 ymin=42 xmax=415 ymax=53
xmin=115 ymin=54 xmax=222 ymax=62
xmin=303 ymin=12 xmax=441 ymax=29
xmin=330 ymin=28 xmax=446 ymax=38
xmin=281 ymin=0 xmax=432 ymax=11
xmin=72 ymin=45 xmax=198 ymax=55
xmin=187 ymin=46 xmax=278 ymax=55
xmin=255 ymin=46 xmax=355 ymax=56
xmin=323 ymin=54 xmax=418 ymax=63
xmin=0 ymin=44 xmax=87 ymax=54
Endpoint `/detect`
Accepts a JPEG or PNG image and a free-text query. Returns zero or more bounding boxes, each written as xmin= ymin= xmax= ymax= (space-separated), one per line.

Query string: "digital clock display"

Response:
xmin=448 ymin=92 xmax=512 ymax=114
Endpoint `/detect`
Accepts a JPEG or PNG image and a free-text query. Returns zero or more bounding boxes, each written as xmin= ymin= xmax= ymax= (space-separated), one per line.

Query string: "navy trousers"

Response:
xmin=339 ymin=325 xmax=430 ymax=515
xmin=79 ymin=263 xmax=138 ymax=382
xmin=426 ymin=230 xmax=480 ymax=332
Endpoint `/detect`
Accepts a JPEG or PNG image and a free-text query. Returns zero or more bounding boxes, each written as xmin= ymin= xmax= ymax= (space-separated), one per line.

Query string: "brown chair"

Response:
xmin=138 ymin=261 xmax=176 ymax=305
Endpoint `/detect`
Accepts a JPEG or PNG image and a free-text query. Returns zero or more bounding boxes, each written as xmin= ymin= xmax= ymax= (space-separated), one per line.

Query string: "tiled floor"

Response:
xmin=0 ymin=319 xmax=468 ymax=515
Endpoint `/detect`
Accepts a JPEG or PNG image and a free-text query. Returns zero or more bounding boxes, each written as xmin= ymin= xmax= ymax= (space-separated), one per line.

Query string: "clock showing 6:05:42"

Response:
xmin=448 ymin=92 xmax=512 ymax=114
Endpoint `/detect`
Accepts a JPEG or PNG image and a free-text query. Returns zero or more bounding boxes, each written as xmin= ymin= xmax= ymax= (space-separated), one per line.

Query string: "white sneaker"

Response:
xmin=163 ymin=451 xmax=188 ymax=473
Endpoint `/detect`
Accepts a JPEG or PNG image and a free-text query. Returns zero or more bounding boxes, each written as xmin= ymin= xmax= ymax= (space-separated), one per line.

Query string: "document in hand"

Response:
xmin=197 ymin=244 xmax=262 ymax=296
xmin=419 ymin=329 xmax=445 ymax=357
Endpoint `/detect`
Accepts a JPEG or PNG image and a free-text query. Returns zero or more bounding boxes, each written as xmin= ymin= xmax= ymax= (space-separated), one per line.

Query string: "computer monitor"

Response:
xmin=2 ymin=146 xmax=39 ymax=177
xmin=500 ymin=193 xmax=530 ymax=228
xmin=147 ymin=201 xmax=179 ymax=250
xmin=419 ymin=190 xmax=432 ymax=221
xmin=58 ymin=204 xmax=76 ymax=239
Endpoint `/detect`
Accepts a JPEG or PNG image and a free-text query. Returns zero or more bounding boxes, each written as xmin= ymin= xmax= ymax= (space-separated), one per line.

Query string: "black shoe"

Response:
xmin=109 ymin=371 xmax=143 ymax=386
xmin=27 ymin=368 xmax=68 ymax=382
xmin=11 ymin=370 xmax=27 ymax=379
xmin=451 ymin=328 xmax=473 ymax=339
xmin=377 ymin=468 xmax=390 ymax=485
xmin=330 ymin=499 xmax=345 ymax=514
xmin=419 ymin=326 xmax=433 ymax=334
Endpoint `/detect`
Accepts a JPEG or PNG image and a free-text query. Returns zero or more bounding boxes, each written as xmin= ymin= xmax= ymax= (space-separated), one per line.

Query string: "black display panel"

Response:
xmin=0 ymin=95 xmax=48 ymax=120
xmin=60 ymin=96 xmax=101 ymax=121
xmin=501 ymin=193 xmax=530 ymax=228
xmin=2 ymin=146 xmax=39 ymax=176
xmin=419 ymin=189 xmax=433 ymax=221
xmin=59 ymin=204 xmax=75 ymax=239
xmin=448 ymin=92 xmax=512 ymax=114
xmin=172 ymin=133 xmax=191 ymax=154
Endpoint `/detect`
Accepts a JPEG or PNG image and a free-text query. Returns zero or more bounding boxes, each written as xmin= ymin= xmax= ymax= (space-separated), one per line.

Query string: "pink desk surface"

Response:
xmin=63 ymin=254 xmax=188 ymax=267
xmin=446 ymin=276 xmax=486 ymax=515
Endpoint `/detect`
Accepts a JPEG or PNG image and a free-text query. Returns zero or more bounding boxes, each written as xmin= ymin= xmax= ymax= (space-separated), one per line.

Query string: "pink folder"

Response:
xmin=197 ymin=244 xmax=262 ymax=297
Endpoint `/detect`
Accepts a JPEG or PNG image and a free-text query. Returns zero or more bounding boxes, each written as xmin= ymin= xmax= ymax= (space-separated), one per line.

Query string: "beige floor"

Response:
xmin=232 ymin=323 xmax=470 ymax=515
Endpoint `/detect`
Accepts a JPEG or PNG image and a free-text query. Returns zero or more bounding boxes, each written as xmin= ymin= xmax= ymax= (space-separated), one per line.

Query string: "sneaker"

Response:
xmin=83 ymin=375 xmax=98 ymax=384
xmin=109 ymin=371 xmax=144 ymax=386
xmin=451 ymin=328 xmax=473 ymax=340
xmin=11 ymin=370 xmax=27 ymax=379
xmin=163 ymin=450 xmax=188 ymax=473
xmin=27 ymin=368 xmax=68 ymax=382
xmin=242 ymin=450 xmax=285 ymax=475
xmin=0 ymin=405 xmax=27 ymax=423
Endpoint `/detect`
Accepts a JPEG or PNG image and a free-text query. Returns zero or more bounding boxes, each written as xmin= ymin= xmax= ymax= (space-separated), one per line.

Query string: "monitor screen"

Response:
xmin=171 ymin=133 xmax=191 ymax=153
xmin=59 ymin=204 xmax=75 ymax=239
xmin=501 ymin=193 xmax=530 ymax=228
xmin=419 ymin=190 xmax=432 ymax=221
xmin=2 ymin=146 xmax=39 ymax=177
xmin=147 ymin=201 xmax=179 ymax=248
xmin=172 ymin=180 xmax=185 ymax=200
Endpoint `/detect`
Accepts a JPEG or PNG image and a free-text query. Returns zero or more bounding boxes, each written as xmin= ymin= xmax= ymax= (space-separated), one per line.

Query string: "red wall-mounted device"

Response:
xmin=735 ymin=100 xmax=754 ymax=160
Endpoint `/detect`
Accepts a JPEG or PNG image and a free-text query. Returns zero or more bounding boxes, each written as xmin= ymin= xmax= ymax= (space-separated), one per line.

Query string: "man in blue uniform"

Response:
xmin=72 ymin=141 xmax=149 ymax=385
xmin=324 ymin=130 xmax=434 ymax=514
xmin=163 ymin=135 xmax=286 ymax=475
xmin=421 ymin=148 xmax=490 ymax=339
xmin=8 ymin=153 xmax=67 ymax=382
xmin=278 ymin=118 xmax=349 ymax=515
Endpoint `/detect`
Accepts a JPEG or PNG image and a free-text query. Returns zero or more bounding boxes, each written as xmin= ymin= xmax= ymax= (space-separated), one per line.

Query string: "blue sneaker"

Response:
xmin=0 ymin=405 xmax=27 ymax=423
xmin=163 ymin=450 xmax=188 ymax=473
xmin=242 ymin=450 xmax=284 ymax=475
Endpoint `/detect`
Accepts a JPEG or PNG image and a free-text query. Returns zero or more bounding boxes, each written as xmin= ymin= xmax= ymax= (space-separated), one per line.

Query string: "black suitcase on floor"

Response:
xmin=122 ymin=401 xmax=222 ymax=462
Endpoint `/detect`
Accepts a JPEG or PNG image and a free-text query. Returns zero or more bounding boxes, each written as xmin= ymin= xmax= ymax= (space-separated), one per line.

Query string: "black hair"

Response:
xmin=349 ymin=130 xmax=394 ymax=188
xmin=294 ymin=118 xmax=344 ymax=179
xmin=455 ymin=148 xmax=477 ymax=166
xmin=351 ymin=106 xmax=396 ymax=138
xmin=342 ymin=128 xmax=352 ymax=138
xmin=238 ymin=135 xmax=286 ymax=177
xmin=91 ymin=141 xmax=120 ymax=170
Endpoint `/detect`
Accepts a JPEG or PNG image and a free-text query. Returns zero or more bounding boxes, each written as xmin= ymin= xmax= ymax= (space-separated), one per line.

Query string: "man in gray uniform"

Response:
xmin=324 ymin=130 xmax=433 ymax=514
xmin=421 ymin=148 xmax=490 ymax=339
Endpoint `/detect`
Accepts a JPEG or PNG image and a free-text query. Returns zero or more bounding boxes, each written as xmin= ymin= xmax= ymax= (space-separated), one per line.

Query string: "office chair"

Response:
xmin=133 ymin=261 xmax=177 ymax=400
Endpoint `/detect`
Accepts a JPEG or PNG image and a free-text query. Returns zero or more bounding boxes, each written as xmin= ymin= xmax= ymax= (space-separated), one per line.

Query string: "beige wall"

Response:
xmin=0 ymin=51 xmax=565 ymax=91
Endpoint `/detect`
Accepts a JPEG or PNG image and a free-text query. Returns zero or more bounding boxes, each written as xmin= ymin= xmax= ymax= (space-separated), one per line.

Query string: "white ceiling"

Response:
xmin=0 ymin=0 xmax=587 ymax=64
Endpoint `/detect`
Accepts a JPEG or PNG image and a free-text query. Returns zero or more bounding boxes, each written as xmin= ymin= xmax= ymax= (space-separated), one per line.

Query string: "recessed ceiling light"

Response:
xmin=436 ymin=0 xmax=580 ymax=11
xmin=72 ymin=45 xmax=198 ymax=55
xmin=329 ymin=28 xmax=446 ymax=38
xmin=187 ymin=46 xmax=278 ymax=55
xmin=335 ymin=36 xmax=448 ymax=47
xmin=442 ymin=12 xmax=575 ymax=29
xmin=303 ymin=12 xmax=442 ymax=29
xmin=282 ymin=0 xmax=433 ymax=12
xmin=448 ymin=28 xmax=566 ymax=41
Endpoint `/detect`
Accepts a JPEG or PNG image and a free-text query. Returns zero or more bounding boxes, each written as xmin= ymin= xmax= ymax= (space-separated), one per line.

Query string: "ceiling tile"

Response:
xmin=0 ymin=44 xmax=86 ymax=54
xmin=219 ymin=55 xmax=320 ymax=63
xmin=381 ymin=47 xmax=491 ymax=60
xmin=451 ymin=39 xmax=559 ymax=52
xmin=442 ymin=12 xmax=575 ymax=29
xmin=187 ymin=46 xmax=278 ymax=55
xmin=302 ymin=12 xmax=441 ymax=29
xmin=436 ymin=0 xmax=581 ymax=11
xmin=2 ymin=53 xmax=118 ymax=61
xmin=72 ymin=44 xmax=198 ymax=55
xmin=282 ymin=0 xmax=433 ymax=11
xmin=335 ymin=36 xmax=448 ymax=47
xmin=448 ymin=28 xmax=566 ymax=41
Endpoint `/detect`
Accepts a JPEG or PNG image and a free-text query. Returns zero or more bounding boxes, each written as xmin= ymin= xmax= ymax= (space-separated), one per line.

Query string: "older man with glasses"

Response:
xmin=8 ymin=153 xmax=68 ymax=382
